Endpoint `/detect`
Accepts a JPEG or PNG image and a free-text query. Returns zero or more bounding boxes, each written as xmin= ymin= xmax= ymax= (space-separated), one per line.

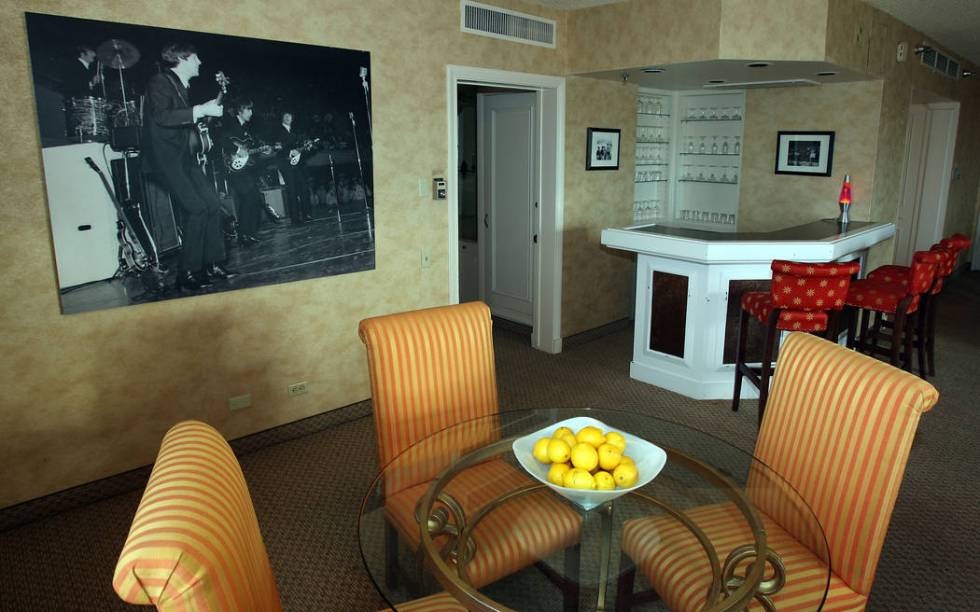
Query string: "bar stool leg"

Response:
xmin=732 ymin=307 xmax=750 ymax=413
xmin=926 ymin=296 xmax=938 ymax=376
xmin=903 ymin=313 xmax=915 ymax=372
xmin=846 ymin=306 xmax=859 ymax=349
xmin=857 ymin=308 xmax=872 ymax=354
xmin=758 ymin=310 xmax=779 ymax=428
xmin=890 ymin=311 xmax=905 ymax=367
xmin=915 ymin=304 xmax=928 ymax=378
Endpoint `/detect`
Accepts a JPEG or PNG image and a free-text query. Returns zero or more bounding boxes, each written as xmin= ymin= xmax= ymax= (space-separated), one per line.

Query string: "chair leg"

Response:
xmin=904 ymin=313 xmax=916 ymax=373
xmin=926 ymin=296 xmax=938 ymax=376
xmin=915 ymin=305 xmax=928 ymax=378
xmin=826 ymin=310 xmax=841 ymax=343
xmin=615 ymin=552 xmax=635 ymax=612
xmin=758 ymin=311 xmax=779 ymax=428
xmin=732 ymin=308 xmax=750 ymax=413
xmin=385 ymin=520 xmax=400 ymax=590
xmin=563 ymin=542 xmax=580 ymax=612
xmin=846 ymin=306 xmax=858 ymax=349
xmin=857 ymin=308 xmax=872 ymax=353
xmin=890 ymin=311 xmax=906 ymax=367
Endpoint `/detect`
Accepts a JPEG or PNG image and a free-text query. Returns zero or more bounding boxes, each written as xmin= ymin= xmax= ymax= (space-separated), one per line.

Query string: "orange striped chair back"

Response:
xmin=750 ymin=333 xmax=939 ymax=596
xmin=359 ymin=302 xmax=499 ymax=495
xmin=113 ymin=421 xmax=282 ymax=611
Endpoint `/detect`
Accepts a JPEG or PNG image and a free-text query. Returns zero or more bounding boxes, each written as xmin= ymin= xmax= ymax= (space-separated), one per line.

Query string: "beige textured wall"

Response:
xmin=718 ymin=0 xmax=827 ymax=61
xmin=564 ymin=0 xmax=721 ymax=74
xmin=826 ymin=0 xmax=980 ymax=268
xmin=0 ymin=0 xmax=571 ymax=509
xmin=738 ymin=81 xmax=883 ymax=231
xmin=561 ymin=77 xmax=636 ymax=337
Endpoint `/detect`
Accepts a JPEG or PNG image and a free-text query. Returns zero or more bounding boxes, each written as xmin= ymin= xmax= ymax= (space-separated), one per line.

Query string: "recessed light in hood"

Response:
xmin=703 ymin=78 xmax=819 ymax=90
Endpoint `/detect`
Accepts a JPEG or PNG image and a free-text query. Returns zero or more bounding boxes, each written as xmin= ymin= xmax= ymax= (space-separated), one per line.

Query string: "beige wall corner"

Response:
xmin=719 ymin=0 xmax=828 ymax=61
xmin=561 ymin=77 xmax=636 ymax=338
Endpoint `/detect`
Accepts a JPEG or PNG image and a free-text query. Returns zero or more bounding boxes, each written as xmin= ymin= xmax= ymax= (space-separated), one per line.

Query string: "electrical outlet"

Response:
xmin=229 ymin=394 xmax=251 ymax=411
xmin=287 ymin=382 xmax=308 ymax=397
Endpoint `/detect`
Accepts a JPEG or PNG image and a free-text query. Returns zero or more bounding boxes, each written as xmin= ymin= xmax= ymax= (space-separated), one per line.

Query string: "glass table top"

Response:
xmin=358 ymin=408 xmax=830 ymax=611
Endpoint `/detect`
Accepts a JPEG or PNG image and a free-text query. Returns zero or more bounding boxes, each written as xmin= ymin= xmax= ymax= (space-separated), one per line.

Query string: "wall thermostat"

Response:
xmin=433 ymin=177 xmax=447 ymax=200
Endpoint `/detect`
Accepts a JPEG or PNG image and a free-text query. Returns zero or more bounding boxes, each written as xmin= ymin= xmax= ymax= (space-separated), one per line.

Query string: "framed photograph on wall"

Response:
xmin=586 ymin=127 xmax=620 ymax=170
xmin=24 ymin=12 xmax=375 ymax=315
xmin=774 ymin=131 xmax=835 ymax=176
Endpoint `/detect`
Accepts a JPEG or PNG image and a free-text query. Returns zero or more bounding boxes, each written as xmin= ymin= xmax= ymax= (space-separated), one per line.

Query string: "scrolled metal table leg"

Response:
xmin=721 ymin=544 xmax=786 ymax=611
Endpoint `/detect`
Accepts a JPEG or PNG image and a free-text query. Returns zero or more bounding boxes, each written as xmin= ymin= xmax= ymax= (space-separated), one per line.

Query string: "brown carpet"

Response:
xmin=1 ymin=272 xmax=978 ymax=611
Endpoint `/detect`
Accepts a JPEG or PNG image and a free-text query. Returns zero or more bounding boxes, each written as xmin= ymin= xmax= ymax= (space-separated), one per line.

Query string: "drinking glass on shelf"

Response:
xmin=697 ymin=168 xmax=705 ymax=181
xmin=687 ymin=137 xmax=695 ymax=153
xmin=722 ymin=137 xmax=730 ymax=154
xmin=699 ymin=136 xmax=707 ymax=153
xmin=653 ymin=170 xmax=662 ymax=181
xmin=731 ymin=170 xmax=738 ymax=183
xmin=681 ymin=209 xmax=690 ymax=220
xmin=683 ymin=166 xmax=692 ymax=180
xmin=711 ymin=212 xmax=720 ymax=223
xmin=656 ymin=127 xmax=664 ymax=141
xmin=727 ymin=213 xmax=736 ymax=225
xmin=692 ymin=210 xmax=700 ymax=221
xmin=734 ymin=136 xmax=741 ymax=155
xmin=654 ymin=99 xmax=663 ymax=115
xmin=708 ymin=168 xmax=717 ymax=182
xmin=720 ymin=169 xmax=729 ymax=183
xmin=687 ymin=107 xmax=697 ymax=120
xmin=711 ymin=136 xmax=719 ymax=154
xmin=699 ymin=107 xmax=708 ymax=120
xmin=733 ymin=107 xmax=742 ymax=120
xmin=709 ymin=107 xmax=718 ymax=120
xmin=720 ymin=107 xmax=730 ymax=120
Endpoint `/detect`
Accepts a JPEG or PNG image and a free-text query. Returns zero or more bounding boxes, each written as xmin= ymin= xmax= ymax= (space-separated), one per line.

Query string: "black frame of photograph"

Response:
xmin=585 ymin=127 xmax=621 ymax=171
xmin=774 ymin=130 xmax=835 ymax=176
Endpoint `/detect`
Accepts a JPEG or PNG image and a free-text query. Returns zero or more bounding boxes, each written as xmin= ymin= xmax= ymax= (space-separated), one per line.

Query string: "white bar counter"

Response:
xmin=601 ymin=220 xmax=895 ymax=400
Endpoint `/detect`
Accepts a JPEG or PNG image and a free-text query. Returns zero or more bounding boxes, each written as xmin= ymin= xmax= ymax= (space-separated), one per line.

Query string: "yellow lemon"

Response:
xmin=570 ymin=443 xmax=599 ymax=471
xmin=532 ymin=438 xmax=552 ymax=463
xmin=605 ymin=431 xmax=627 ymax=453
xmin=556 ymin=432 xmax=578 ymax=449
xmin=597 ymin=443 xmax=623 ymax=471
xmin=613 ymin=462 xmax=639 ymax=488
xmin=547 ymin=438 xmax=571 ymax=464
xmin=563 ymin=468 xmax=596 ymax=490
xmin=594 ymin=470 xmax=616 ymax=490
xmin=576 ymin=426 xmax=606 ymax=448
xmin=553 ymin=426 xmax=575 ymax=440
xmin=547 ymin=462 xmax=571 ymax=486
xmin=619 ymin=455 xmax=635 ymax=467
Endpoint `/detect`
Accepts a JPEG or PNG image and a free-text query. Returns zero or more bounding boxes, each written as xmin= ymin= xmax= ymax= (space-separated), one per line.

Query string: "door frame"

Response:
xmin=447 ymin=65 xmax=565 ymax=353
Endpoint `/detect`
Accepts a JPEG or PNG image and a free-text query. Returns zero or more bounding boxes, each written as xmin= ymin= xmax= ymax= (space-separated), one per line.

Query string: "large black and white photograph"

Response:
xmin=774 ymin=130 xmax=834 ymax=176
xmin=586 ymin=127 xmax=620 ymax=170
xmin=25 ymin=12 xmax=375 ymax=314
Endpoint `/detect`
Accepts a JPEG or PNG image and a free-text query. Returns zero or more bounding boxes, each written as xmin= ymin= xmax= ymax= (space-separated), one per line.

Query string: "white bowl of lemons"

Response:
xmin=512 ymin=416 xmax=667 ymax=511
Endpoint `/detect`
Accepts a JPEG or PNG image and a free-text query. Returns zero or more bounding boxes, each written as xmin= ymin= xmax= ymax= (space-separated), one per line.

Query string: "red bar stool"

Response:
xmin=732 ymin=259 xmax=861 ymax=426
xmin=845 ymin=250 xmax=939 ymax=372
xmin=864 ymin=234 xmax=970 ymax=376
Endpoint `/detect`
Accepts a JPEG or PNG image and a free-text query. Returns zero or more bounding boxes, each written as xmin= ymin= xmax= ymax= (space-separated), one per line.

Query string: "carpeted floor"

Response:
xmin=1 ymin=272 xmax=978 ymax=611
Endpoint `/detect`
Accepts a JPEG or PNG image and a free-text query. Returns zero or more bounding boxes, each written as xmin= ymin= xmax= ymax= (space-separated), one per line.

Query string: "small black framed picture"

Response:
xmin=774 ymin=131 xmax=835 ymax=176
xmin=586 ymin=127 xmax=621 ymax=170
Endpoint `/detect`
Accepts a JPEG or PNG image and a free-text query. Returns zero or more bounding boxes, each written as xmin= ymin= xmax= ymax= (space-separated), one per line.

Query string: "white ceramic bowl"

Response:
xmin=512 ymin=416 xmax=667 ymax=511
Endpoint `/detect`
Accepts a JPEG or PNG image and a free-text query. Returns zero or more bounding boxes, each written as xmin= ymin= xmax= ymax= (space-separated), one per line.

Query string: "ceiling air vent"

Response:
xmin=461 ymin=1 xmax=556 ymax=48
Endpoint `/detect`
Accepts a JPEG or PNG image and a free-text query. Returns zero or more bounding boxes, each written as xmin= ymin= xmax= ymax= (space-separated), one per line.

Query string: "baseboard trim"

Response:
xmin=562 ymin=318 xmax=632 ymax=350
xmin=0 ymin=400 xmax=373 ymax=533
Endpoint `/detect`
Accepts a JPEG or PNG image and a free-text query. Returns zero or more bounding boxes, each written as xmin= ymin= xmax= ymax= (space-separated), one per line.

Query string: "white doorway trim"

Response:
xmin=447 ymin=65 xmax=565 ymax=353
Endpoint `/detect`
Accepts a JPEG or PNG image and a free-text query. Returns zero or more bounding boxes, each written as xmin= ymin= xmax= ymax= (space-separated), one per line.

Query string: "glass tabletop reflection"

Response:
xmin=358 ymin=408 xmax=830 ymax=611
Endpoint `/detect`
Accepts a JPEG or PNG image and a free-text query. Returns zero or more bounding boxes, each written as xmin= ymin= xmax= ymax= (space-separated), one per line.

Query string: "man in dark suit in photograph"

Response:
xmin=142 ymin=41 xmax=236 ymax=291
xmin=274 ymin=111 xmax=313 ymax=225
xmin=62 ymin=45 xmax=101 ymax=100
xmin=221 ymin=99 xmax=266 ymax=247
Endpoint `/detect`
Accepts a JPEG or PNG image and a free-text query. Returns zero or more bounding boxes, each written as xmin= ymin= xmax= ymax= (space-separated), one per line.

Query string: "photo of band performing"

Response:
xmin=25 ymin=12 xmax=375 ymax=314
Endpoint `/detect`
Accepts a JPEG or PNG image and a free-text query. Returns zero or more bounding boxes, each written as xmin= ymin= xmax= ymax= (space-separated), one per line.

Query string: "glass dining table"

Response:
xmin=358 ymin=408 xmax=829 ymax=611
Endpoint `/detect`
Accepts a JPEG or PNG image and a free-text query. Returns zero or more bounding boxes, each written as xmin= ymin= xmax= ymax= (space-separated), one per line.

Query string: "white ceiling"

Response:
xmin=522 ymin=0 xmax=980 ymax=67
xmin=863 ymin=0 xmax=980 ymax=66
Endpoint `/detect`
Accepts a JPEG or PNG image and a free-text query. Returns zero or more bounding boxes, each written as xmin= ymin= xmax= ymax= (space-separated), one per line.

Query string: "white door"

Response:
xmin=897 ymin=101 xmax=959 ymax=263
xmin=478 ymin=92 xmax=537 ymax=325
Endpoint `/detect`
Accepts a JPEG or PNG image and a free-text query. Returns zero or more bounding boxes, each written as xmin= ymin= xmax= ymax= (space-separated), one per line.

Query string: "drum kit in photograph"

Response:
xmin=67 ymin=38 xmax=140 ymax=144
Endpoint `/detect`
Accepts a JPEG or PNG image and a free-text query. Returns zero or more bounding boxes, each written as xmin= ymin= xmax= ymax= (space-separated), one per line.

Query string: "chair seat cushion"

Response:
xmin=741 ymin=292 xmax=829 ymax=332
xmin=622 ymin=502 xmax=867 ymax=612
xmin=385 ymin=458 xmax=581 ymax=589
xmin=846 ymin=279 xmax=920 ymax=314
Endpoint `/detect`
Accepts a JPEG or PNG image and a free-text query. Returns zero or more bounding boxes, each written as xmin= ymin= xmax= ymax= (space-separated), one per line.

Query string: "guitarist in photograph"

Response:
xmin=274 ymin=110 xmax=315 ymax=225
xmin=221 ymin=98 xmax=268 ymax=247
xmin=143 ymin=41 xmax=236 ymax=291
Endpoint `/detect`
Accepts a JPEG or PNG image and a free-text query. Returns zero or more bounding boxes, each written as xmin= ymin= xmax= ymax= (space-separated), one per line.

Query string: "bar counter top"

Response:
xmin=601 ymin=219 xmax=895 ymax=264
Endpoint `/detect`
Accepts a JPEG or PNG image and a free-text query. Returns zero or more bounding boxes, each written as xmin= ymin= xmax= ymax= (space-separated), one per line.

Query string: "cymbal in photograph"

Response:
xmin=97 ymin=39 xmax=140 ymax=69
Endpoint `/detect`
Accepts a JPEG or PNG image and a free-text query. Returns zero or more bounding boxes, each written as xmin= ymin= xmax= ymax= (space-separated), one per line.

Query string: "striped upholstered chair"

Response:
xmin=113 ymin=421 xmax=281 ymax=611
xmin=359 ymin=302 xmax=581 ymax=599
xmin=618 ymin=332 xmax=938 ymax=611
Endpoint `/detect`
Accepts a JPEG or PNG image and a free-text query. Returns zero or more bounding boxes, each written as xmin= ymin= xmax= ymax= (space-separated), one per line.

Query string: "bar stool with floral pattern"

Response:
xmin=733 ymin=259 xmax=861 ymax=426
